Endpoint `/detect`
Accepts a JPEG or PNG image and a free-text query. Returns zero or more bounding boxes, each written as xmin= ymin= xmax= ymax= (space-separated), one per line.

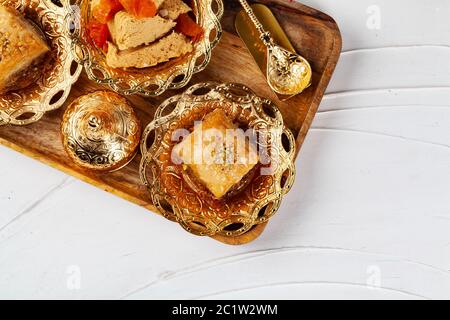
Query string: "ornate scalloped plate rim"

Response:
xmin=0 ymin=0 xmax=82 ymax=126
xmin=139 ymin=82 xmax=297 ymax=238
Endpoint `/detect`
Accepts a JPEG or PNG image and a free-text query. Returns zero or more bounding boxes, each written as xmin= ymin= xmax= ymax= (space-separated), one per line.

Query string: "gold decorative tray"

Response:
xmin=0 ymin=0 xmax=341 ymax=245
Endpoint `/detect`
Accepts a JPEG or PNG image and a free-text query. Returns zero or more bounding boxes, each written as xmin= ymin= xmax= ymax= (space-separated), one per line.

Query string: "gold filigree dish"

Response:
xmin=61 ymin=91 xmax=141 ymax=172
xmin=0 ymin=0 xmax=82 ymax=126
xmin=64 ymin=0 xmax=223 ymax=96
xmin=140 ymin=82 xmax=296 ymax=237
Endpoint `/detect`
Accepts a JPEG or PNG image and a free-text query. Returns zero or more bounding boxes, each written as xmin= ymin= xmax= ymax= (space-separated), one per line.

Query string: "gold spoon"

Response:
xmin=238 ymin=0 xmax=312 ymax=95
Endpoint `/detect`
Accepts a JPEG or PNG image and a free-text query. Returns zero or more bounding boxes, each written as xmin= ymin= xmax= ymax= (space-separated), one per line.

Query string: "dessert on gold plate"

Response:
xmin=0 ymin=5 xmax=49 ymax=95
xmin=173 ymin=109 xmax=259 ymax=199
xmin=140 ymin=82 xmax=296 ymax=238
xmin=0 ymin=0 xmax=81 ymax=126
xmin=65 ymin=0 xmax=223 ymax=96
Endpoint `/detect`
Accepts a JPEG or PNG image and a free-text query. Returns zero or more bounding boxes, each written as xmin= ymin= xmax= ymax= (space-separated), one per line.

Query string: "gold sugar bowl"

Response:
xmin=61 ymin=91 xmax=141 ymax=172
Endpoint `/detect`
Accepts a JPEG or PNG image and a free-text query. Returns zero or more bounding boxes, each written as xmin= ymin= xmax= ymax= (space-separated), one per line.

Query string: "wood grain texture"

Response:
xmin=0 ymin=0 xmax=342 ymax=244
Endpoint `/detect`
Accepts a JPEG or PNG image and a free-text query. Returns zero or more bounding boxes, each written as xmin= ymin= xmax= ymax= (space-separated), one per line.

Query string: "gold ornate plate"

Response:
xmin=0 ymin=0 xmax=82 ymax=126
xmin=64 ymin=0 xmax=223 ymax=97
xmin=140 ymin=82 xmax=296 ymax=238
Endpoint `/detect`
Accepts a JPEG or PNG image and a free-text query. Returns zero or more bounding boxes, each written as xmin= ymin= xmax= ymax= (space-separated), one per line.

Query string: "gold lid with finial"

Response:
xmin=61 ymin=91 xmax=141 ymax=172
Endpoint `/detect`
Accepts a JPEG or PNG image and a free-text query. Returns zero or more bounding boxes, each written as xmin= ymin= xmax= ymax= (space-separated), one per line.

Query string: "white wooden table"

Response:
xmin=0 ymin=0 xmax=449 ymax=299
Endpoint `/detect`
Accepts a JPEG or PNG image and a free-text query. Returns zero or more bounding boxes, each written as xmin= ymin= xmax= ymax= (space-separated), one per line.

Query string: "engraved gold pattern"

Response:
xmin=0 ymin=0 xmax=82 ymax=126
xmin=64 ymin=0 xmax=223 ymax=97
xmin=140 ymin=82 xmax=296 ymax=237
xmin=61 ymin=91 xmax=141 ymax=172
xmin=238 ymin=1 xmax=312 ymax=96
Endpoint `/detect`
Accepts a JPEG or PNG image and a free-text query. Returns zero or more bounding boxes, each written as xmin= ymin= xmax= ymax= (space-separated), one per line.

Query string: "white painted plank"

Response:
xmin=128 ymin=248 xmax=450 ymax=300
xmin=313 ymin=106 xmax=450 ymax=147
xmin=327 ymin=47 xmax=450 ymax=94
xmin=321 ymin=87 xmax=450 ymax=112
xmin=0 ymin=146 xmax=70 ymax=236
xmin=202 ymin=283 xmax=422 ymax=300
xmin=298 ymin=0 xmax=450 ymax=51
xmin=269 ymin=131 xmax=450 ymax=268
xmin=0 ymin=130 xmax=448 ymax=299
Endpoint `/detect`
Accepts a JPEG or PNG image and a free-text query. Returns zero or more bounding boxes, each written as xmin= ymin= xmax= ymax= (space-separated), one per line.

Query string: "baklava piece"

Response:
xmin=173 ymin=109 xmax=259 ymax=199
xmin=0 ymin=6 xmax=49 ymax=94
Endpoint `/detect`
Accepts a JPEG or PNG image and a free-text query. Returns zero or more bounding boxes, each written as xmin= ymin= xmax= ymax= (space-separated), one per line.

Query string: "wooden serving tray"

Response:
xmin=0 ymin=0 xmax=341 ymax=245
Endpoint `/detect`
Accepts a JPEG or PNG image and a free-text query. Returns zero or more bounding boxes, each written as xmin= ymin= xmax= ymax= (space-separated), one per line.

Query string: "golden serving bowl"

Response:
xmin=61 ymin=91 xmax=141 ymax=172
xmin=140 ymin=82 xmax=296 ymax=237
xmin=0 ymin=0 xmax=82 ymax=126
xmin=63 ymin=0 xmax=223 ymax=97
